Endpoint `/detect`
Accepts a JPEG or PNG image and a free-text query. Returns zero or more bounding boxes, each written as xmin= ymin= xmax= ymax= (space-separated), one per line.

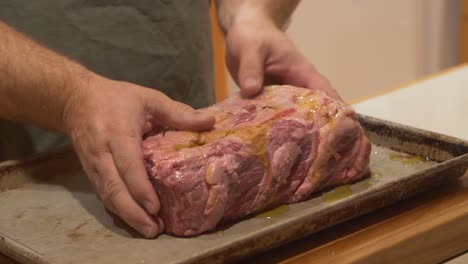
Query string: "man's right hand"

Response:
xmin=0 ymin=21 xmax=215 ymax=238
xmin=62 ymin=73 xmax=215 ymax=238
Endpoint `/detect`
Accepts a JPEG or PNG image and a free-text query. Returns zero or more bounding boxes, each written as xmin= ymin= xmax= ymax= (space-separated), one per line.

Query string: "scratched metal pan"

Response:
xmin=0 ymin=114 xmax=467 ymax=264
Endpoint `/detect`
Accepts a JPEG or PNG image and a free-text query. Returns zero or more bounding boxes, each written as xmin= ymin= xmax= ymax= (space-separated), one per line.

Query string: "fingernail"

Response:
xmin=193 ymin=110 xmax=206 ymax=116
xmin=144 ymin=201 xmax=158 ymax=215
xmin=244 ymin=77 xmax=259 ymax=90
xmin=157 ymin=217 xmax=165 ymax=232
xmin=143 ymin=224 xmax=158 ymax=238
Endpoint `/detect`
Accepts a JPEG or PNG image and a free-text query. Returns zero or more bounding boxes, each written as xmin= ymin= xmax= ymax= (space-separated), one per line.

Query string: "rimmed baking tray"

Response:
xmin=0 ymin=114 xmax=467 ymax=264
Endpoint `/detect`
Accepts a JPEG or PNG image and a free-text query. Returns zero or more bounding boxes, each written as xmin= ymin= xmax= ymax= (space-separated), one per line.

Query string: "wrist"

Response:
xmin=61 ymin=67 xmax=100 ymax=135
xmin=222 ymin=6 xmax=278 ymax=36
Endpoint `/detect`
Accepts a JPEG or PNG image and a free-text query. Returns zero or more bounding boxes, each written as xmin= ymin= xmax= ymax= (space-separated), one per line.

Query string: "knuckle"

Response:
xmin=151 ymin=89 xmax=164 ymax=97
xmin=151 ymin=90 xmax=171 ymax=104
xmin=100 ymin=179 xmax=124 ymax=204
xmin=115 ymin=156 xmax=133 ymax=176
xmin=132 ymin=188 xmax=154 ymax=205
xmin=175 ymin=103 xmax=193 ymax=114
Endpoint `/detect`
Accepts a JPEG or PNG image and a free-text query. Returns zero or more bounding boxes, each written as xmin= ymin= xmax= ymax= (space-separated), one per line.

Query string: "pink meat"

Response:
xmin=143 ymin=85 xmax=371 ymax=236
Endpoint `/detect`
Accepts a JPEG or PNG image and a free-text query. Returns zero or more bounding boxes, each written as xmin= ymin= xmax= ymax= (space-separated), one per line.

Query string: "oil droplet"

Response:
xmin=255 ymin=205 xmax=289 ymax=219
xmin=15 ymin=211 xmax=25 ymax=219
xmin=363 ymin=171 xmax=381 ymax=189
xmin=362 ymin=179 xmax=372 ymax=189
xmin=296 ymin=95 xmax=318 ymax=110
xmin=294 ymin=94 xmax=319 ymax=120
xmin=216 ymin=230 xmax=224 ymax=236
xmin=174 ymin=136 xmax=206 ymax=151
xmin=263 ymin=86 xmax=275 ymax=94
xmin=389 ymin=153 xmax=427 ymax=166
xmin=322 ymin=185 xmax=353 ymax=203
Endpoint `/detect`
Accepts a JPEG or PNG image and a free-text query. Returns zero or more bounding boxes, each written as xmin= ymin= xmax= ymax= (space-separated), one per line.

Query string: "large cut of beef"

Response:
xmin=143 ymin=85 xmax=371 ymax=237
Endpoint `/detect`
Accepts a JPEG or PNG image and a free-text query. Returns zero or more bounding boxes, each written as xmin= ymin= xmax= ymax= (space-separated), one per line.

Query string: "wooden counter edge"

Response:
xmin=281 ymin=175 xmax=468 ymax=264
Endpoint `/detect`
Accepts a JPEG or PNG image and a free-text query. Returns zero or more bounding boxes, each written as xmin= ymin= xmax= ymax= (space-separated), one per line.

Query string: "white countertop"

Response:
xmin=353 ymin=64 xmax=468 ymax=141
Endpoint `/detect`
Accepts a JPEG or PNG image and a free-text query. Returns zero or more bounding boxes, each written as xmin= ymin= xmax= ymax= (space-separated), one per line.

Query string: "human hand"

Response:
xmin=225 ymin=14 xmax=341 ymax=100
xmin=63 ymin=74 xmax=215 ymax=238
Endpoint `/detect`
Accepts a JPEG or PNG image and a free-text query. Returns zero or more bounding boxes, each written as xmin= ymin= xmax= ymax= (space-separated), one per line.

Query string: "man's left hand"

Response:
xmin=224 ymin=15 xmax=340 ymax=100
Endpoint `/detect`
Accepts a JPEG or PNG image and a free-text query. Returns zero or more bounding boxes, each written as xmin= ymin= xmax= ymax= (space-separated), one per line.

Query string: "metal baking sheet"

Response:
xmin=0 ymin=115 xmax=467 ymax=264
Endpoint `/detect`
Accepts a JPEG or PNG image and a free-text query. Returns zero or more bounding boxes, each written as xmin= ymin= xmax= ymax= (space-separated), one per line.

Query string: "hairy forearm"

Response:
xmin=0 ymin=21 xmax=90 ymax=132
xmin=216 ymin=0 xmax=300 ymax=33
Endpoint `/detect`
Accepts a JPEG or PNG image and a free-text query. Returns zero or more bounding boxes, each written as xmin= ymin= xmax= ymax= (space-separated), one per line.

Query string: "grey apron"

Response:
xmin=0 ymin=0 xmax=215 ymax=161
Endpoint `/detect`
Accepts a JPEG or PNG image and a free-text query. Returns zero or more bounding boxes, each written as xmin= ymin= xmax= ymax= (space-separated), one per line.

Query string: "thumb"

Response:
xmin=287 ymin=63 xmax=342 ymax=101
xmin=304 ymin=72 xmax=342 ymax=101
xmin=237 ymin=46 xmax=265 ymax=98
xmin=145 ymin=90 xmax=215 ymax=131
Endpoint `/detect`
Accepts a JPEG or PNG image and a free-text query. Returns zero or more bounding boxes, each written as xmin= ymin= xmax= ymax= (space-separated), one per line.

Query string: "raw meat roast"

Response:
xmin=143 ymin=85 xmax=371 ymax=236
